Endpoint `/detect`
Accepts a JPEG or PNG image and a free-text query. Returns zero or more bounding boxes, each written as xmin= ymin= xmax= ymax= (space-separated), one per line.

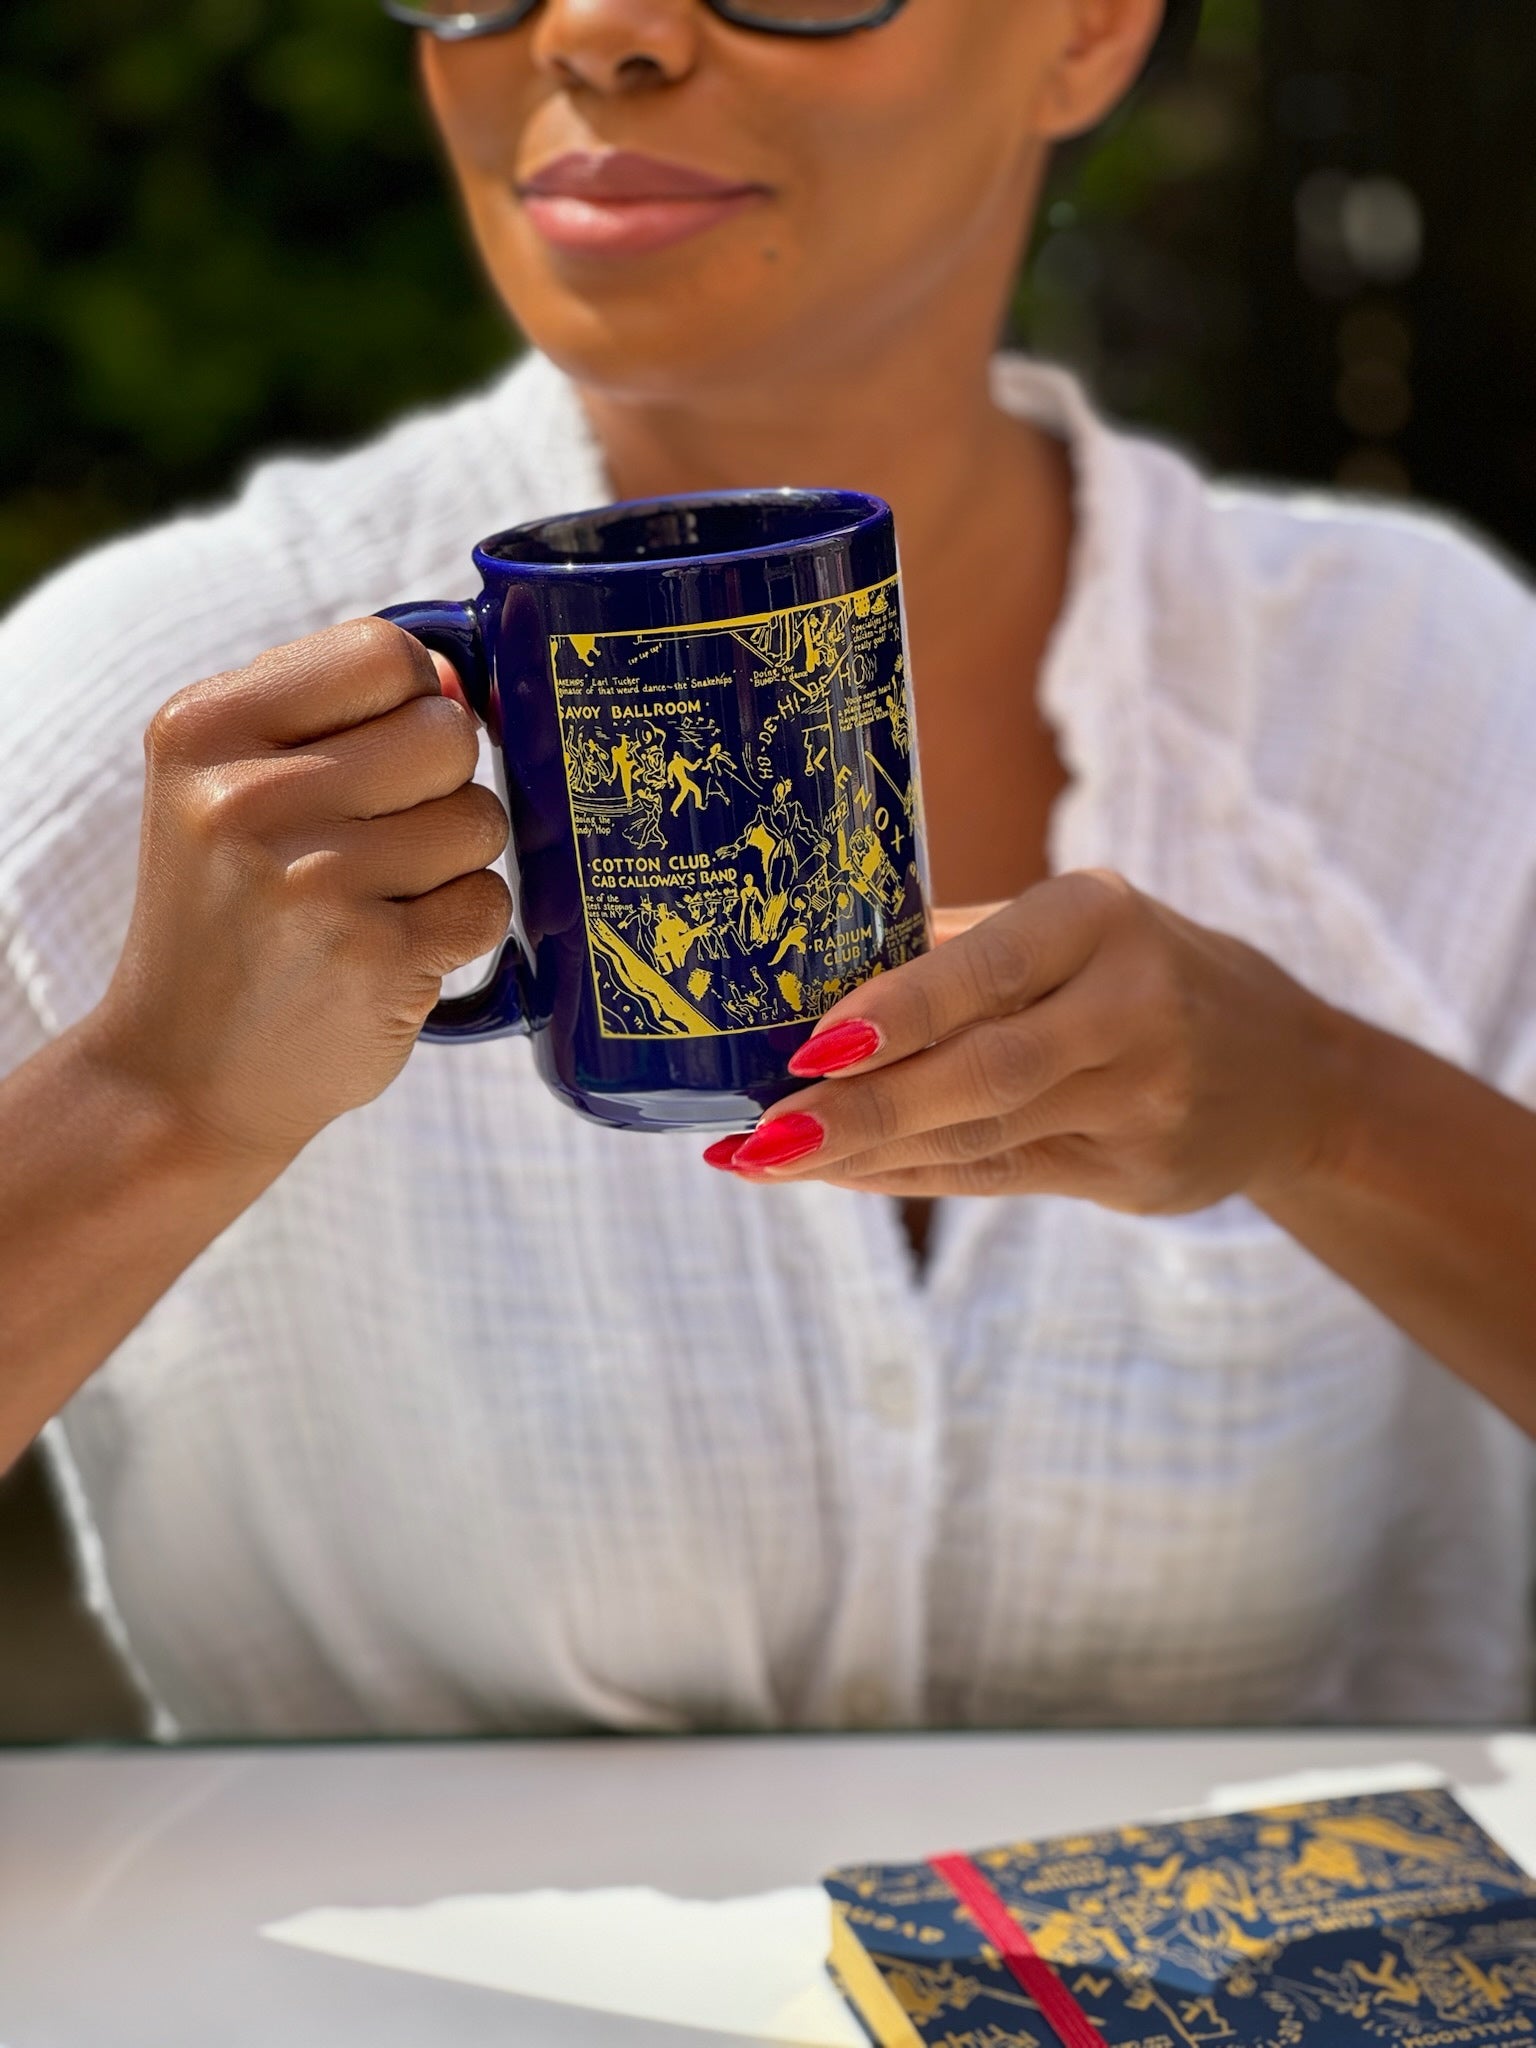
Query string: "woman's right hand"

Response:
xmin=91 ymin=617 xmax=512 ymax=1171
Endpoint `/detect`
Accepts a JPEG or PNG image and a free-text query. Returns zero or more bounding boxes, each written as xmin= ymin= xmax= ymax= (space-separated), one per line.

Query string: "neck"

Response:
xmin=581 ymin=329 xmax=1046 ymax=587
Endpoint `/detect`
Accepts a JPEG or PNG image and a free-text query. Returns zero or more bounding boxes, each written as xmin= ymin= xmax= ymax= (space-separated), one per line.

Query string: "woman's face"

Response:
xmin=422 ymin=0 xmax=1158 ymax=403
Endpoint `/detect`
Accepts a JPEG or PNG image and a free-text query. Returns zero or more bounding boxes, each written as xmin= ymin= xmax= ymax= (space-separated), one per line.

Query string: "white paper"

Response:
xmin=1455 ymin=1733 xmax=1536 ymax=1873
xmin=1184 ymin=1760 xmax=1450 ymax=1819
xmin=264 ymin=1884 xmax=866 ymax=2048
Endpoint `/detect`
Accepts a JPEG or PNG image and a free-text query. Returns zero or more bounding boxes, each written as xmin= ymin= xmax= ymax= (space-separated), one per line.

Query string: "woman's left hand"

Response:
xmin=709 ymin=870 xmax=1352 ymax=1213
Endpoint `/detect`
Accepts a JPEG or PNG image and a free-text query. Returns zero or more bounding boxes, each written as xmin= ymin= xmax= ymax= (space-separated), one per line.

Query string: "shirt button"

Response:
xmin=841 ymin=1676 xmax=893 ymax=1727
xmin=866 ymin=1357 xmax=917 ymax=1429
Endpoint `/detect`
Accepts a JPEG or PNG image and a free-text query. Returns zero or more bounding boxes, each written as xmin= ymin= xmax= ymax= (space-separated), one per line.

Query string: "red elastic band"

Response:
xmin=930 ymin=1852 xmax=1103 ymax=2048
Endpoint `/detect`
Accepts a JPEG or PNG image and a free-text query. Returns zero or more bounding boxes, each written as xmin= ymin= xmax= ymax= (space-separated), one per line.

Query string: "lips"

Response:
xmin=517 ymin=150 xmax=768 ymax=257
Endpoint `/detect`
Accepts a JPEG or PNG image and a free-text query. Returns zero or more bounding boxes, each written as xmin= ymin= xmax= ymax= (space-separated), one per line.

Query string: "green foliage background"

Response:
xmin=0 ymin=0 xmax=513 ymax=607
xmin=3 ymin=0 xmax=1535 ymax=615
xmin=1018 ymin=0 xmax=1264 ymax=465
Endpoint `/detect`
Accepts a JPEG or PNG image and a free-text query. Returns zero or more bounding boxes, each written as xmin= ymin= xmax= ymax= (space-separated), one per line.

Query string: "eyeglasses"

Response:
xmin=382 ymin=0 xmax=910 ymax=39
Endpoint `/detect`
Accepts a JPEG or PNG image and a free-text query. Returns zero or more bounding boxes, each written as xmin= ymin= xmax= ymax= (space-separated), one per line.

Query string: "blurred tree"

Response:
xmin=1016 ymin=0 xmax=1266 ymax=471
xmin=1021 ymin=0 xmax=1536 ymax=569
xmin=0 ymin=0 xmax=513 ymax=608
xmin=1244 ymin=0 xmax=1536 ymax=565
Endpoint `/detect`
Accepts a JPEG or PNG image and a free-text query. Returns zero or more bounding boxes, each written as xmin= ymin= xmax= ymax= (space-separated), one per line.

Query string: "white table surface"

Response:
xmin=0 ymin=1729 xmax=1526 ymax=2048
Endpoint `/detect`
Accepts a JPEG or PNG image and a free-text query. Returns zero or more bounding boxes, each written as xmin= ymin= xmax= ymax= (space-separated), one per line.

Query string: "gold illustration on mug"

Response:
xmin=551 ymin=576 xmax=927 ymax=1040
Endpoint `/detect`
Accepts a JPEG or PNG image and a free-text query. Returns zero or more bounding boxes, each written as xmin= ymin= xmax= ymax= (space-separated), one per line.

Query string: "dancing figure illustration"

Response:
xmin=610 ymin=733 xmax=637 ymax=803
xmin=652 ymin=903 xmax=715 ymax=975
xmin=666 ymin=750 xmax=707 ymax=815
xmin=736 ymin=872 xmax=768 ymax=945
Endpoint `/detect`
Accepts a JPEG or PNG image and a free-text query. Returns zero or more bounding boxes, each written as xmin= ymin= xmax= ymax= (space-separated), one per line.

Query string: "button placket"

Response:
xmin=804 ymin=1188 xmax=940 ymax=1728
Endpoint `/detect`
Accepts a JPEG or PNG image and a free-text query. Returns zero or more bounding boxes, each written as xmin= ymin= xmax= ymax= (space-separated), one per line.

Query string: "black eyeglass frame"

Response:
xmin=381 ymin=0 xmax=909 ymax=38
xmin=382 ymin=0 xmax=1204 ymax=64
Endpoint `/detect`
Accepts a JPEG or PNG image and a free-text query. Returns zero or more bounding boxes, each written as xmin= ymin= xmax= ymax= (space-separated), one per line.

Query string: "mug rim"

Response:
xmin=472 ymin=485 xmax=891 ymax=579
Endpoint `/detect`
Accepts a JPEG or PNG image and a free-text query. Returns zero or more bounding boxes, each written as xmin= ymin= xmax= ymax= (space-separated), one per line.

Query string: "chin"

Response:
xmin=487 ymin=215 xmax=818 ymax=405
xmin=508 ymin=292 xmax=811 ymax=409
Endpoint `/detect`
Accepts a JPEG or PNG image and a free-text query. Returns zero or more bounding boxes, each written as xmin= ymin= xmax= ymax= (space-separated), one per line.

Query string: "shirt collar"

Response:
xmin=989 ymin=353 xmax=1155 ymax=881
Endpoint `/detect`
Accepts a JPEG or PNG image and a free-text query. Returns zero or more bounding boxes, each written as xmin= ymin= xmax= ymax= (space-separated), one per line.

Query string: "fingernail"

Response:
xmin=703 ymin=1135 xmax=749 ymax=1172
xmin=787 ymin=1020 xmax=883 ymax=1079
xmin=430 ymin=654 xmax=472 ymax=714
xmin=732 ymin=1112 xmax=826 ymax=1172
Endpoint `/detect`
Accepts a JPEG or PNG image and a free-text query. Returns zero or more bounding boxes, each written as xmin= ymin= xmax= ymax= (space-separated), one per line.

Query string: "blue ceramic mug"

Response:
xmin=381 ymin=489 xmax=929 ymax=1133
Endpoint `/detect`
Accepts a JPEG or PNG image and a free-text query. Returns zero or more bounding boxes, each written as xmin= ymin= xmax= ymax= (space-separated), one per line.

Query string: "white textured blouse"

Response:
xmin=3 ymin=353 xmax=1535 ymax=1740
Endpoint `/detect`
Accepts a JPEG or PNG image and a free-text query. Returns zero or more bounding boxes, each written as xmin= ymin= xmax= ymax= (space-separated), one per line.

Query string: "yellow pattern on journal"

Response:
xmin=550 ymin=575 xmax=927 ymax=1041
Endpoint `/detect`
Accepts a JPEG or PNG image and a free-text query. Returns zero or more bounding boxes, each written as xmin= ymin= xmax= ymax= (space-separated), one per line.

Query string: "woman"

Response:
xmin=1 ymin=0 xmax=1534 ymax=1739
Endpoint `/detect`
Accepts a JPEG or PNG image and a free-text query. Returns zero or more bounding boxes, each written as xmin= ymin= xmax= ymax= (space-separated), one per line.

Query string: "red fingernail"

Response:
xmin=431 ymin=655 xmax=472 ymax=714
xmin=732 ymin=1112 xmax=825 ymax=1172
xmin=703 ymin=1135 xmax=749 ymax=1171
xmin=787 ymin=1020 xmax=882 ymax=1079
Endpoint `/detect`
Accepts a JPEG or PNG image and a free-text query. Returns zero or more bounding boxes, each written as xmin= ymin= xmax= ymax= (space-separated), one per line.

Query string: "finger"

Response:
xmin=395 ymin=867 xmax=513 ymax=980
xmin=152 ymin=618 xmax=445 ymax=756
xmin=428 ymin=650 xmax=472 ymax=714
xmin=787 ymin=872 xmax=1124 ymax=1080
xmin=817 ymin=1135 xmax=1110 ymax=1202
xmin=739 ymin=985 xmax=1106 ymax=1176
xmin=284 ymin=692 xmax=482 ymax=821
xmin=801 ymin=1069 xmax=1116 ymax=1179
xmin=310 ymin=784 xmax=509 ymax=902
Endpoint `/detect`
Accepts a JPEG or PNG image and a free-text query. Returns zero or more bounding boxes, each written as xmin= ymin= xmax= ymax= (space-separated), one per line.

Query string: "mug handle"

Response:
xmin=378 ymin=599 xmax=531 ymax=1044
